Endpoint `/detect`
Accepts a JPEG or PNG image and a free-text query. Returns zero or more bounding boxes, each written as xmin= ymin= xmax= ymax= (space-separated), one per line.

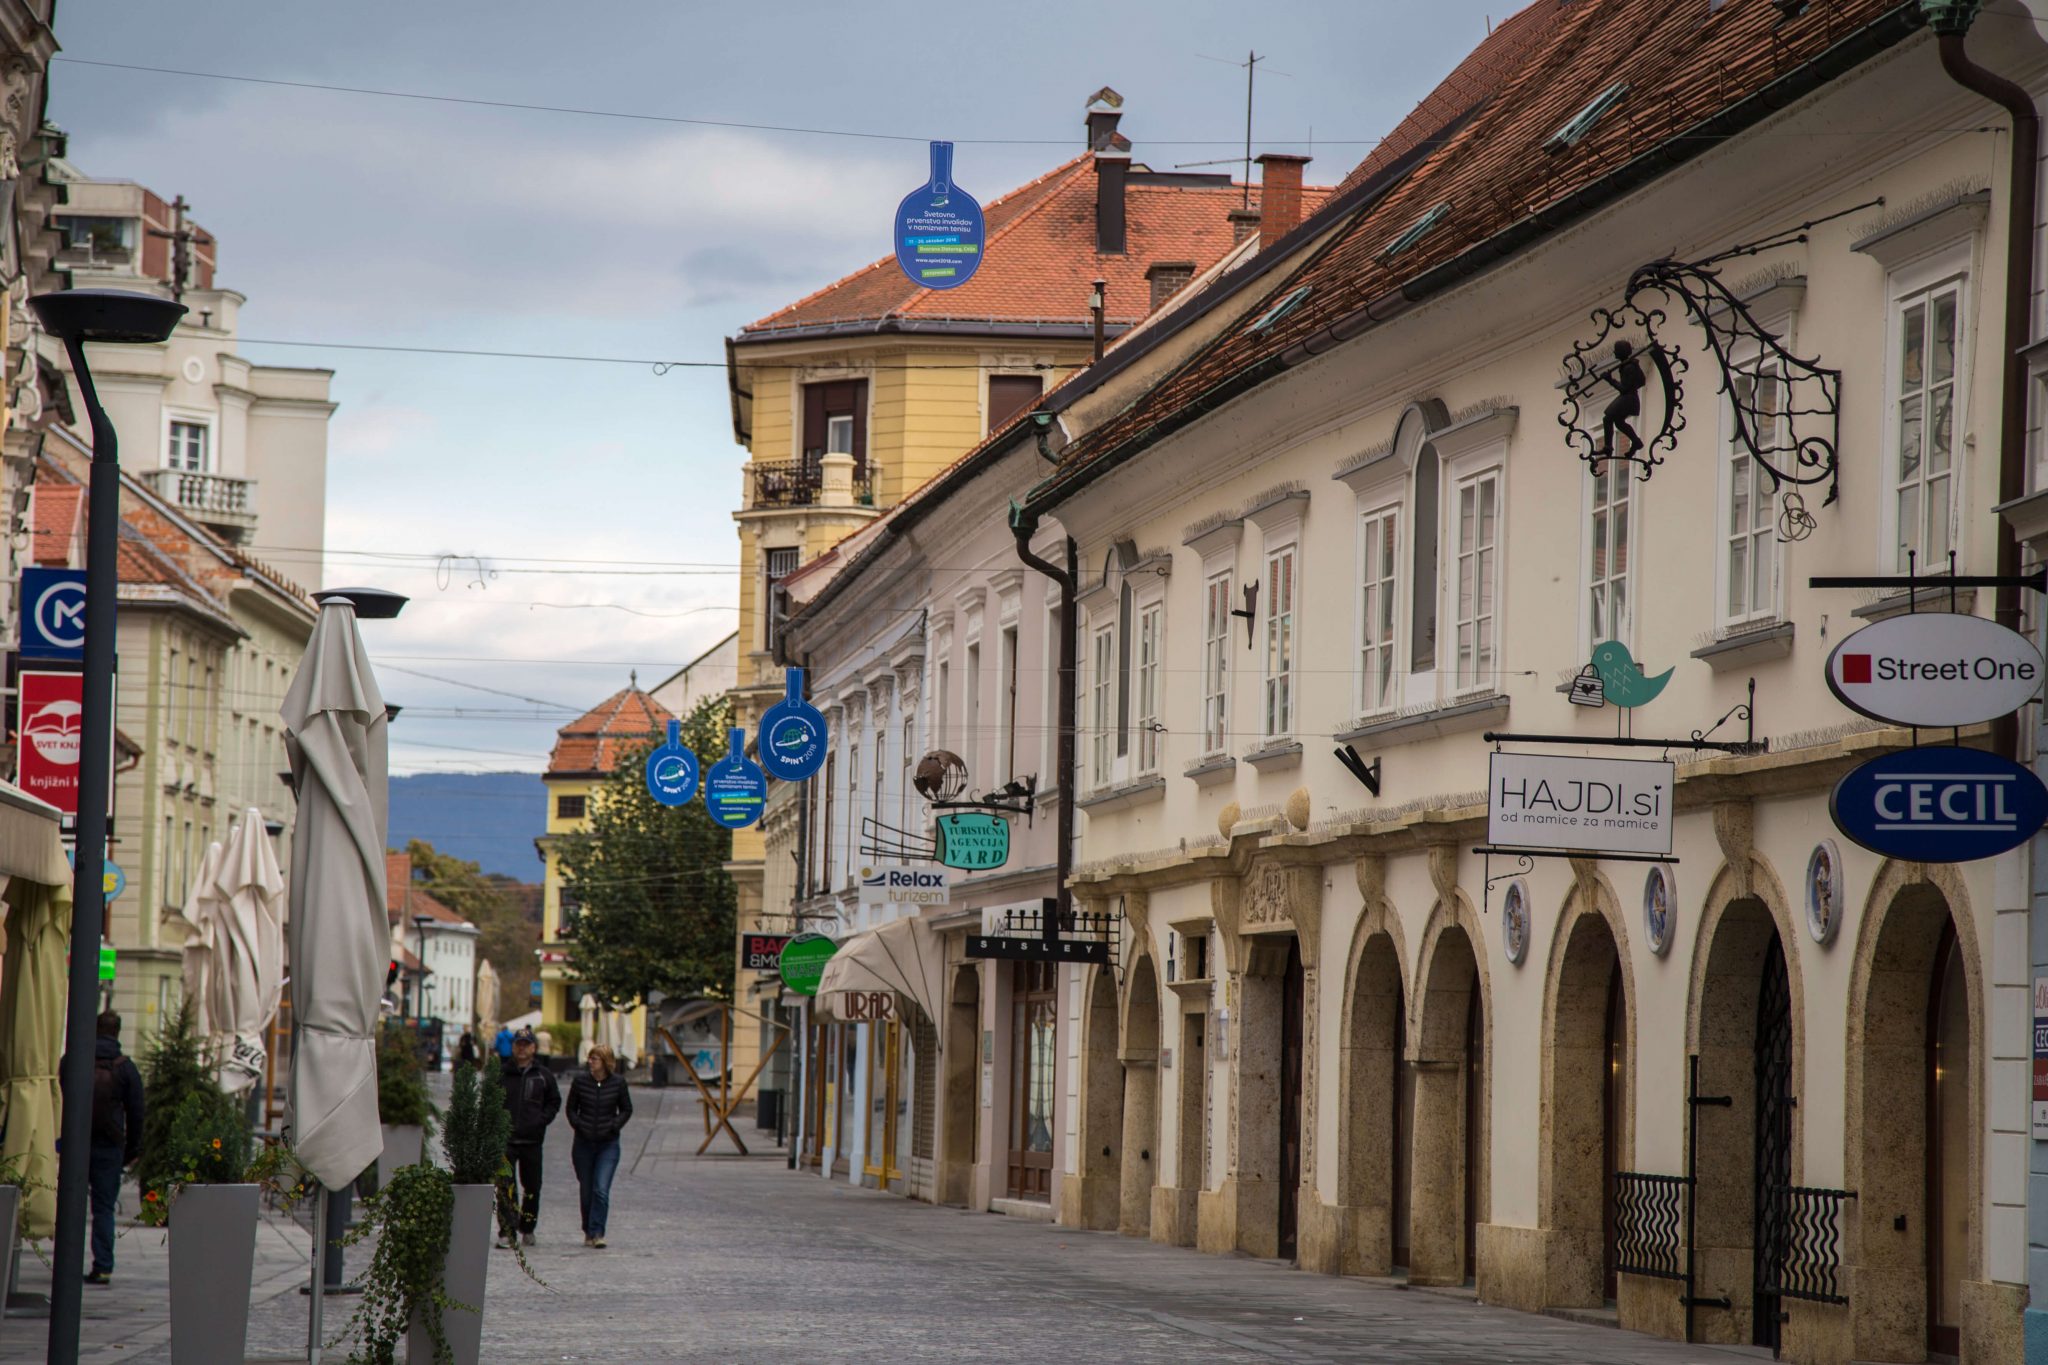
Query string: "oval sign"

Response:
xmin=644 ymin=718 xmax=700 ymax=807
xmin=1829 ymin=745 xmax=2048 ymax=862
xmin=704 ymin=727 xmax=767 ymax=830
xmin=758 ymin=667 xmax=828 ymax=782
xmin=1826 ymin=611 xmax=2042 ymax=728
xmin=894 ymin=141 xmax=985 ymax=291
xmin=779 ymin=933 xmax=838 ymax=997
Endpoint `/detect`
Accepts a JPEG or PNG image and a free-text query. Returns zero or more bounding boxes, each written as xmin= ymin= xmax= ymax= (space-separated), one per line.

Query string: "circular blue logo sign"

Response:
xmin=1829 ymin=744 xmax=2048 ymax=863
xmin=894 ymin=141 xmax=985 ymax=291
xmin=644 ymin=720 xmax=699 ymax=807
xmin=705 ymin=727 xmax=768 ymax=830
xmin=759 ymin=667 xmax=828 ymax=782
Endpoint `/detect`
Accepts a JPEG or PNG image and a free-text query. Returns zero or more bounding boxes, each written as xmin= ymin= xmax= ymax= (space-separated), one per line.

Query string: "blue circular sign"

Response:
xmin=759 ymin=667 xmax=828 ymax=782
xmin=1829 ymin=744 xmax=2048 ymax=863
xmin=644 ymin=719 xmax=699 ymax=807
xmin=704 ymin=728 xmax=768 ymax=830
xmin=894 ymin=141 xmax=985 ymax=291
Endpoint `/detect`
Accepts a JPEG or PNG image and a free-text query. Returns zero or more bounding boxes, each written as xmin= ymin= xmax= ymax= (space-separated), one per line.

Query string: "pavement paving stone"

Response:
xmin=13 ymin=1084 xmax=1780 ymax=1363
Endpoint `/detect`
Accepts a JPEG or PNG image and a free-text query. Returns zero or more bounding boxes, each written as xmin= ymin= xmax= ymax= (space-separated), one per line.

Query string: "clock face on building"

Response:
xmin=1643 ymin=865 xmax=1675 ymax=957
xmin=1805 ymin=840 xmax=1843 ymax=946
xmin=1502 ymin=880 xmax=1530 ymax=967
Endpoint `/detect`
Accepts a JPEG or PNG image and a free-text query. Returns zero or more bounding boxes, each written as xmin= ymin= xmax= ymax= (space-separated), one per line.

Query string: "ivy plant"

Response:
xmin=339 ymin=1161 xmax=460 ymax=1365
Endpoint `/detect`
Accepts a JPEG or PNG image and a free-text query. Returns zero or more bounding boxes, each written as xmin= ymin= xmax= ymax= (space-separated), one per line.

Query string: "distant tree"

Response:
xmin=404 ymin=839 xmax=538 ymax=1009
xmin=556 ymin=697 xmax=737 ymax=1007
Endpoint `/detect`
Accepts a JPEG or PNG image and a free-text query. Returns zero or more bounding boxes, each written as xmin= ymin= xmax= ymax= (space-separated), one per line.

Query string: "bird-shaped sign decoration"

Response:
xmin=1589 ymin=640 xmax=1674 ymax=709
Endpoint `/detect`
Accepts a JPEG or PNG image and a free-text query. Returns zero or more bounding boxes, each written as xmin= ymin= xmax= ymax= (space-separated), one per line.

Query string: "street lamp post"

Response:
xmin=413 ymin=912 xmax=433 ymax=1032
xmin=29 ymin=289 xmax=187 ymax=1365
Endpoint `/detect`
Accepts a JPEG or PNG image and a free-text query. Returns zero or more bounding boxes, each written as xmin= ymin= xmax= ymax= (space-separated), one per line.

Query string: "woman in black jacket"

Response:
xmin=566 ymin=1044 xmax=633 ymax=1246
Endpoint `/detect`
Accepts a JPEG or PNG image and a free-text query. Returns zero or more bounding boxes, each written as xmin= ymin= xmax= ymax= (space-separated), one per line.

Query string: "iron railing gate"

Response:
xmin=1612 ymin=1054 xmax=1732 ymax=1344
xmin=1763 ymin=1185 xmax=1856 ymax=1308
xmin=1753 ymin=938 xmax=1794 ymax=1351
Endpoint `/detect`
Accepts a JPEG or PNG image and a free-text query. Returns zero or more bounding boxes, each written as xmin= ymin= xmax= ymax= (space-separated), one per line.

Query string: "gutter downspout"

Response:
xmin=1929 ymin=10 xmax=2037 ymax=762
xmin=1010 ymin=503 xmax=1077 ymax=919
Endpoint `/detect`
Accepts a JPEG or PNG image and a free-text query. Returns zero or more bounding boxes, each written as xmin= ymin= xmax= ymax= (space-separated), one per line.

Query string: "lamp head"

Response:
xmin=29 ymin=289 xmax=186 ymax=344
xmin=1918 ymin=0 xmax=1982 ymax=32
xmin=312 ymin=586 xmax=409 ymax=619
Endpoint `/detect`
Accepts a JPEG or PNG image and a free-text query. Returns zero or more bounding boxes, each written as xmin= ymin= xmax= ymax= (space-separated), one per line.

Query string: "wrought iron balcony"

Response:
xmin=142 ymin=467 xmax=259 ymax=542
xmin=744 ymin=456 xmax=875 ymax=510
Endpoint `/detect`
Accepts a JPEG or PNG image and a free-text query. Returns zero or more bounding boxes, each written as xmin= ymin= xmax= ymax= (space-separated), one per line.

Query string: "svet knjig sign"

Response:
xmin=1825 ymin=612 xmax=2042 ymax=729
xmin=1487 ymin=751 xmax=1674 ymax=856
xmin=1830 ymin=744 xmax=2048 ymax=862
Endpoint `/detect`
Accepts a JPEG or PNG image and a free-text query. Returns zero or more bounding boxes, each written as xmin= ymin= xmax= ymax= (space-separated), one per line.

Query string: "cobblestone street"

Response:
xmin=0 ymin=1085 xmax=1783 ymax=1364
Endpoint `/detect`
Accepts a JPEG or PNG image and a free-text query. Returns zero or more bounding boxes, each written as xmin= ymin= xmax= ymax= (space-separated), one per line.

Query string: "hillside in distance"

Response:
xmin=388 ymin=771 xmax=544 ymax=880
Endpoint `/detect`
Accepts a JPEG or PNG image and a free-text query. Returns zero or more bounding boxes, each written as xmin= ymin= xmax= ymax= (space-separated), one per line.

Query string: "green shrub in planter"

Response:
xmin=137 ymin=1001 xmax=214 ymax=1202
xmin=140 ymin=1088 xmax=252 ymax=1227
xmin=440 ymin=1062 xmax=510 ymax=1187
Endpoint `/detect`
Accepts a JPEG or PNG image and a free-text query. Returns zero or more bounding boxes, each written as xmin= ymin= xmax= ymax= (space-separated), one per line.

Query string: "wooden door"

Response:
xmin=1278 ymin=939 xmax=1305 ymax=1260
xmin=1007 ymin=961 xmax=1057 ymax=1200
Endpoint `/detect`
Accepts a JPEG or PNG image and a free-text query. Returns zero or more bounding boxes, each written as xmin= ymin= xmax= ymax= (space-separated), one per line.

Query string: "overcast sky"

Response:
xmin=51 ymin=0 xmax=1505 ymax=774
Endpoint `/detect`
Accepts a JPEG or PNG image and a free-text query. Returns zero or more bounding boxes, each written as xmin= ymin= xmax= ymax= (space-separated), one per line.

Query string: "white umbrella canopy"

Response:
xmin=179 ymin=839 xmax=227 ymax=1040
xmin=578 ymin=991 xmax=598 ymax=1063
xmin=281 ymin=600 xmax=390 ymax=1189
xmin=209 ymin=809 xmax=286 ymax=1094
xmin=475 ymin=957 xmax=500 ymax=1040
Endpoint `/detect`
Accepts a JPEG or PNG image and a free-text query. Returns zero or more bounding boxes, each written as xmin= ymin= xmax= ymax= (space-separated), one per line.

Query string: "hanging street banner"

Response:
xmin=779 ymin=933 xmax=838 ymax=996
xmin=644 ymin=718 xmax=700 ymax=807
xmin=1487 ymin=751 xmax=1674 ymax=856
xmin=20 ymin=567 xmax=87 ymax=661
xmin=894 ymin=141 xmax=985 ymax=290
xmin=859 ymin=863 xmax=951 ymax=910
xmin=17 ymin=669 xmax=84 ymax=815
xmin=935 ymin=811 xmax=1010 ymax=871
xmin=758 ymin=667 xmax=828 ymax=782
xmin=1830 ymin=744 xmax=2048 ymax=862
xmin=704 ymin=727 xmax=768 ymax=830
xmin=1825 ymin=611 xmax=2042 ymax=728
xmin=742 ymin=932 xmax=794 ymax=973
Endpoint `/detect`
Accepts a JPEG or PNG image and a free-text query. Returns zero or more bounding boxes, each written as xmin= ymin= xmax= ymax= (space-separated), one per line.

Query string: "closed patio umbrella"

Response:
xmin=179 ymin=839 xmax=226 ymax=1041
xmin=0 ymin=780 xmax=78 ymax=1240
xmin=208 ymin=810 xmax=285 ymax=1094
xmin=281 ymin=599 xmax=390 ymax=1189
xmin=474 ymin=958 xmax=499 ymax=1041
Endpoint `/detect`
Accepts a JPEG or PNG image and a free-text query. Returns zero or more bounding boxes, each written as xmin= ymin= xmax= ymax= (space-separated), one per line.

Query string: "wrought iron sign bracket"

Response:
xmin=1473 ymin=845 xmax=1679 ymax=866
xmin=1333 ymin=744 xmax=1381 ymax=795
xmin=1484 ymin=728 xmax=1764 ymax=757
xmin=1478 ymin=849 xmax=1532 ymax=915
xmin=860 ymin=816 xmax=936 ymax=863
xmin=932 ymin=772 xmax=1038 ymax=825
xmin=967 ymin=896 xmax=1120 ymax=974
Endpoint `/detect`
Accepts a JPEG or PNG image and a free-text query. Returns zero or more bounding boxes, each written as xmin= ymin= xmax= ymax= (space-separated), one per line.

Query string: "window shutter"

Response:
xmin=802 ymin=384 xmax=828 ymax=464
xmin=850 ymin=379 xmax=869 ymax=475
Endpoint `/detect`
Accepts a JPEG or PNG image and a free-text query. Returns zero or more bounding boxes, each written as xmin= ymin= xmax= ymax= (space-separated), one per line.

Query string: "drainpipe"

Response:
xmin=1924 ymin=0 xmax=2038 ymax=760
xmin=1010 ymin=503 xmax=1077 ymax=918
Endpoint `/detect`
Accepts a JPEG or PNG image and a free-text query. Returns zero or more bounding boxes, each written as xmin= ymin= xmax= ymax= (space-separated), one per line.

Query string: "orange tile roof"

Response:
xmin=1032 ymin=0 xmax=1921 ymax=502
xmin=30 ymin=484 xmax=80 ymax=567
xmin=546 ymin=685 xmax=675 ymax=778
xmin=386 ymin=852 xmax=470 ymax=926
xmin=741 ymin=155 xmax=1331 ymax=338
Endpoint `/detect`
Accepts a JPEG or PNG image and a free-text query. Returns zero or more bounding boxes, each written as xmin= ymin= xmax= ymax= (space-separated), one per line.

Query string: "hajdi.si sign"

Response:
xmin=1825 ymin=611 xmax=2042 ymax=728
xmin=1487 ymin=751 xmax=1674 ymax=856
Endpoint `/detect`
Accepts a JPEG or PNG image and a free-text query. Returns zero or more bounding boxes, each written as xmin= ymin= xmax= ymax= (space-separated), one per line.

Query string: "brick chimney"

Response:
xmin=1146 ymin=260 xmax=1197 ymax=312
xmin=1256 ymin=153 xmax=1312 ymax=251
xmin=1089 ymin=89 xmax=1130 ymax=254
xmin=1228 ymin=206 xmax=1262 ymax=244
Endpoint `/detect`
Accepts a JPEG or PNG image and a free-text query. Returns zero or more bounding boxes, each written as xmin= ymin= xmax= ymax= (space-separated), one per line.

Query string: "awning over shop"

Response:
xmin=0 ymin=778 xmax=76 ymax=1240
xmin=0 ymin=781 xmax=69 ymax=886
xmin=813 ymin=915 xmax=945 ymax=1038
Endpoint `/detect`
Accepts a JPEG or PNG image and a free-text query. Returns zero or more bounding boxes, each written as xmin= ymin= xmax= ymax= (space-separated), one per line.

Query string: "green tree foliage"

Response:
xmin=404 ymin=839 xmax=538 ymax=1012
xmin=137 ymin=1001 xmax=216 ymax=1200
xmin=376 ymin=1025 xmax=435 ymax=1129
xmin=439 ymin=1061 xmax=510 ymax=1187
xmin=556 ymin=697 xmax=737 ymax=1007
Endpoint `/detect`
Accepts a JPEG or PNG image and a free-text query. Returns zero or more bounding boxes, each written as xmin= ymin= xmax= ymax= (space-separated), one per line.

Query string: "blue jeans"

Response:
xmin=88 ymin=1144 xmax=124 ymax=1273
xmin=570 ymin=1135 xmax=620 ymax=1239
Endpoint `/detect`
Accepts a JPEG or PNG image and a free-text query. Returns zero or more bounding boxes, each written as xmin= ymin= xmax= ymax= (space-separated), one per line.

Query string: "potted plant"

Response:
xmin=422 ymin=1061 xmax=513 ymax=1365
xmin=135 ymin=1001 xmax=213 ymax=1203
xmin=376 ymin=1025 xmax=435 ymax=1192
xmin=339 ymin=1160 xmax=458 ymax=1365
xmin=0 ymin=1151 xmax=32 ymax=1314
xmin=145 ymin=1087 xmax=256 ymax=1365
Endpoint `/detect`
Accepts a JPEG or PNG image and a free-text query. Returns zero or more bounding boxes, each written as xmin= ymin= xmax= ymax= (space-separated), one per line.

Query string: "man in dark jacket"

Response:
xmin=85 ymin=1011 xmax=143 ymax=1285
xmin=497 ymin=1027 xmax=560 ymax=1247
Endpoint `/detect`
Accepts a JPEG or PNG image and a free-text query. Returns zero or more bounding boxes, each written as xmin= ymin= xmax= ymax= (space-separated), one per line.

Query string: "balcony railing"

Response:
xmin=1612 ymin=1170 xmax=1687 ymax=1281
xmin=142 ymin=467 xmax=259 ymax=541
xmin=745 ymin=456 xmax=874 ymax=510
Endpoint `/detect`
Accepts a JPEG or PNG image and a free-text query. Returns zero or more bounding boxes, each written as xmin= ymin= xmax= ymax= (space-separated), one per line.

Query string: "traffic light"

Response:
xmin=386 ymin=958 xmax=400 ymax=989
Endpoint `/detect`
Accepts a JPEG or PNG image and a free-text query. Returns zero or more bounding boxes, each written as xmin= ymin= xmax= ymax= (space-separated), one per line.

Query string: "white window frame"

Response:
xmin=163 ymin=412 xmax=212 ymax=473
xmin=1444 ymin=460 xmax=1502 ymax=696
xmin=825 ymin=412 xmax=854 ymax=456
xmin=1880 ymin=246 xmax=1971 ymax=575
xmin=1262 ymin=539 xmax=1298 ymax=740
xmin=1715 ymin=344 xmax=1789 ymax=630
xmin=1134 ymin=598 xmax=1164 ymax=776
xmin=1356 ymin=501 xmax=1402 ymax=717
xmin=1200 ymin=569 xmax=1233 ymax=758
xmin=1581 ymin=459 xmax=1636 ymax=651
xmin=1089 ymin=619 xmax=1115 ymax=789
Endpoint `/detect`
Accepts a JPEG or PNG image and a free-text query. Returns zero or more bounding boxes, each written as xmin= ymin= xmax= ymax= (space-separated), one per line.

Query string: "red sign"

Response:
xmin=17 ymin=671 xmax=83 ymax=814
xmin=743 ymin=933 xmax=793 ymax=973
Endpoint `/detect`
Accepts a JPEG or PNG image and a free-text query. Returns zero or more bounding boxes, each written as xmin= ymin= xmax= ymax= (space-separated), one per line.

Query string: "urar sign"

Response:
xmin=1487 ymin=751 xmax=1674 ymax=856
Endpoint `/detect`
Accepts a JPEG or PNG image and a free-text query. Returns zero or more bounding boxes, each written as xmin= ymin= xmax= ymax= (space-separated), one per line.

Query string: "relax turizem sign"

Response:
xmin=1487 ymin=752 xmax=1675 ymax=856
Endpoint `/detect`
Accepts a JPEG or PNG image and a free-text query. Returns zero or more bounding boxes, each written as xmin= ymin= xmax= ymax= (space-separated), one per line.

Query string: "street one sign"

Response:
xmin=1830 ymin=745 xmax=2048 ymax=862
xmin=859 ymin=863 xmax=951 ymax=909
xmin=757 ymin=667 xmax=828 ymax=782
xmin=894 ymin=142 xmax=986 ymax=290
xmin=779 ymin=933 xmax=838 ymax=996
xmin=17 ymin=670 xmax=83 ymax=814
xmin=935 ymin=812 xmax=1010 ymax=871
xmin=644 ymin=718 xmax=700 ymax=807
xmin=704 ymin=727 xmax=767 ymax=830
xmin=1486 ymin=751 xmax=1674 ymax=856
xmin=20 ymin=567 xmax=86 ymax=660
xmin=742 ymin=932 xmax=793 ymax=973
xmin=1825 ymin=612 xmax=2042 ymax=728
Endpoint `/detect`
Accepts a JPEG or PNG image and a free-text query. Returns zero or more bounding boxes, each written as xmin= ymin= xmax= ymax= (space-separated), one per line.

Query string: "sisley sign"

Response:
xmin=1825 ymin=611 xmax=2042 ymax=729
xmin=1487 ymin=751 xmax=1674 ymax=856
xmin=1830 ymin=744 xmax=2048 ymax=862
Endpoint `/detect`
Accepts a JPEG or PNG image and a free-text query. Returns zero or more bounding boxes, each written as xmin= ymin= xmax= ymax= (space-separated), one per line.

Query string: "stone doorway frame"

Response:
xmin=938 ymin=962 xmax=981 ymax=1207
xmin=1409 ymin=880 xmax=1492 ymax=1289
xmin=1119 ymin=952 xmax=1162 ymax=1238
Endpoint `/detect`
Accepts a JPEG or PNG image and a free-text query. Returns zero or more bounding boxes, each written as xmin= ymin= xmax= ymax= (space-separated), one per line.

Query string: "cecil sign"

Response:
xmin=1826 ymin=612 xmax=2042 ymax=728
xmin=1487 ymin=752 xmax=1674 ymax=856
xmin=1830 ymin=745 xmax=2048 ymax=862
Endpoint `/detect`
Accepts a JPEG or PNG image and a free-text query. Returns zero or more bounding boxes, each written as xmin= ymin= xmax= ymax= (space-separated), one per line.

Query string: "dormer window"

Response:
xmin=1382 ymin=203 xmax=1449 ymax=260
xmin=1547 ymin=83 xmax=1628 ymax=153
xmin=1247 ymin=286 xmax=1313 ymax=334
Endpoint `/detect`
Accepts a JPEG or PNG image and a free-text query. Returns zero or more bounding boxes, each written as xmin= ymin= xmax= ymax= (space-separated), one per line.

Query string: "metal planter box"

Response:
xmin=409 ymin=1183 xmax=494 ymax=1365
xmin=168 ymin=1183 xmax=258 ymax=1365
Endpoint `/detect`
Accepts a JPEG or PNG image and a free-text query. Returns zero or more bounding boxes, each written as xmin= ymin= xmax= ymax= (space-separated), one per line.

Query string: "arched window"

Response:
xmin=1399 ymin=410 xmax=1440 ymax=674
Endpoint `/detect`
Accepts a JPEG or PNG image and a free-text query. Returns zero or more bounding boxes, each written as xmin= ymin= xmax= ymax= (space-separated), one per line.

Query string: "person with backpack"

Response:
xmin=86 ymin=1010 xmax=143 ymax=1285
